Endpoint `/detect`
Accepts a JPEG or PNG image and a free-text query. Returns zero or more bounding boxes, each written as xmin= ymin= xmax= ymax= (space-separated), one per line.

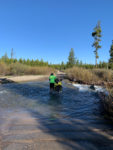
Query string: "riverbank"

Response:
xmin=99 ymin=92 xmax=113 ymax=120
xmin=72 ymin=81 xmax=113 ymax=121
xmin=64 ymin=67 xmax=113 ymax=121
xmin=0 ymin=75 xmax=49 ymax=83
xmin=65 ymin=67 xmax=113 ymax=86
xmin=0 ymin=71 xmax=63 ymax=84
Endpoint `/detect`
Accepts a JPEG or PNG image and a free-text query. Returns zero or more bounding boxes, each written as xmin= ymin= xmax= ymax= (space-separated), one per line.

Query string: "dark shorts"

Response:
xmin=50 ymin=83 xmax=54 ymax=90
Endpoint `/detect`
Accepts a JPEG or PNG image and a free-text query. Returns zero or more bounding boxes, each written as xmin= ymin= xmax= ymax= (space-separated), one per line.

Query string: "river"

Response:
xmin=0 ymin=80 xmax=113 ymax=150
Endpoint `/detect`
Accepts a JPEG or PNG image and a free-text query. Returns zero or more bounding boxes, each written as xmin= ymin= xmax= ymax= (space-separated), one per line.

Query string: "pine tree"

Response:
xmin=13 ymin=59 xmax=17 ymax=63
xmin=92 ymin=21 xmax=102 ymax=67
xmin=109 ymin=40 xmax=113 ymax=68
xmin=67 ymin=48 xmax=75 ymax=67
xmin=60 ymin=61 xmax=65 ymax=70
xmin=19 ymin=58 xmax=23 ymax=63
xmin=76 ymin=59 xmax=79 ymax=66
xmin=79 ymin=60 xmax=83 ymax=66
xmin=1 ymin=52 xmax=9 ymax=63
xmin=26 ymin=59 xmax=30 ymax=65
xmin=31 ymin=59 xmax=34 ymax=66
xmin=11 ymin=48 xmax=14 ymax=59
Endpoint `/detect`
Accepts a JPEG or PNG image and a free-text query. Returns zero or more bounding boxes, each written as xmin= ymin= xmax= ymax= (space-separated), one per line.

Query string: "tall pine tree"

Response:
xmin=109 ymin=40 xmax=113 ymax=69
xmin=67 ymin=48 xmax=75 ymax=67
xmin=92 ymin=21 xmax=102 ymax=67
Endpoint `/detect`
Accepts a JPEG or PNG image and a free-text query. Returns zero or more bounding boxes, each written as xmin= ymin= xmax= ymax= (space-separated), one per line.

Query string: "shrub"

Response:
xmin=0 ymin=63 xmax=55 ymax=76
xmin=0 ymin=63 xmax=9 ymax=75
xmin=25 ymin=66 xmax=55 ymax=75
xmin=65 ymin=67 xmax=99 ymax=84
xmin=9 ymin=63 xmax=29 ymax=75
xmin=92 ymin=69 xmax=113 ymax=82
xmin=65 ymin=67 xmax=113 ymax=84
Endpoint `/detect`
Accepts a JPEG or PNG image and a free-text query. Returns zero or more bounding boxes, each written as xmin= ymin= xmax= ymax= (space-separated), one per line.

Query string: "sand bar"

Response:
xmin=0 ymin=75 xmax=49 ymax=83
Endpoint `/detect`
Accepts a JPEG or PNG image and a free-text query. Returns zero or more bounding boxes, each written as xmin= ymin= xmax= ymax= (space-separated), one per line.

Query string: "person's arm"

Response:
xmin=49 ymin=76 xmax=50 ymax=81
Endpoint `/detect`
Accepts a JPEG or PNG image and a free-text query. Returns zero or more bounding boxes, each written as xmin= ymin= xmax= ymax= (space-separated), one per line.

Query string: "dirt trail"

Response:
xmin=1 ymin=109 xmax=113 ymax=150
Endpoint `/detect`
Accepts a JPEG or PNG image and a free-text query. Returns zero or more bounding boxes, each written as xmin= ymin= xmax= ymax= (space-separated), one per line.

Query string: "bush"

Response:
xmin=92 ymin=69 xmax=113 ymax=82
xmin=0 ymin=63 xmax=10 ymax=75
xmin=9 ymin=63 xmax=29 ymax=75
xmin=65 ymin=67 xmax=99 ymax=84
xmin=25 ymin=66 xmax=55 ymax=75
xmin=0 ymin=63 xmax=55 ymax=76
xmin=65 ymin=67 xmax=113 ymax=84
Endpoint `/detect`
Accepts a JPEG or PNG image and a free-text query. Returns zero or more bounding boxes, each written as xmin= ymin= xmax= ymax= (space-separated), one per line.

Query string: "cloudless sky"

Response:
xmin=0 ymin=0 xmax=113 ymax=64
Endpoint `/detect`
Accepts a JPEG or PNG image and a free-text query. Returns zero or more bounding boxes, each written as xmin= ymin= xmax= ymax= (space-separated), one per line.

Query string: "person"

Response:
xmin=49 ymin=73 xmax=56 ymax=91
xmin=54 ymin=78 xmax=62 ymax=92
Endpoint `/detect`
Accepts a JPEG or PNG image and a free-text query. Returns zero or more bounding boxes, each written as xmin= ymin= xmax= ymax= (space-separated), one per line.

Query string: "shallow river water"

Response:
xmin=0 ymin=81 xmax=113 ymax=150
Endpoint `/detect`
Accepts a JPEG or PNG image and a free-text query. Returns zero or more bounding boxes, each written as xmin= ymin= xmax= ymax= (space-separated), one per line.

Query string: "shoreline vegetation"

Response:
xmin=0 ymin=62 xmax=113 ymax=120
xmin=65 ymin=67 xmax=113 ymax=86
xmin=65 ymin=67 xmax=113 ymax=120
xmin=0 ymin=62 xmax=55 ymax=83
xmin=0 ymin=46 xmax=113 ymax=120
xmin=0 ymin=62 xmax=56 ymax=76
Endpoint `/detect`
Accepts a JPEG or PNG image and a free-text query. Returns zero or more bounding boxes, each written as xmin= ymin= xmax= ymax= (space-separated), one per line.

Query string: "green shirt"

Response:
xmin=49 ymin=75 xmax=56 ymax=83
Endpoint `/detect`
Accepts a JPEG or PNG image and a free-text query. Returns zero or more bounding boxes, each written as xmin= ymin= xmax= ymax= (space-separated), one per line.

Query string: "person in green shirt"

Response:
xmin=49 ymin=73 xmax=56 ymax=91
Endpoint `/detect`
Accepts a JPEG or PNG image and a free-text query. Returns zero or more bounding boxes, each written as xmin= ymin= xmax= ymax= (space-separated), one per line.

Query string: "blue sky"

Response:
xmin=0 ymin=0 xmax=113 ymax=64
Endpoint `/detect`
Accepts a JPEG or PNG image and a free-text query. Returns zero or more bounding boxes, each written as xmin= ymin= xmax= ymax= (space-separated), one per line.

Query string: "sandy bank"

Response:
xmin=0 ymin=75 xmax=49 ymax=83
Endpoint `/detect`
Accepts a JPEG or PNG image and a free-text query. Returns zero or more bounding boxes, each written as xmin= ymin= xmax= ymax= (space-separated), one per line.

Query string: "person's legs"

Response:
xmin=50 ymin=83 xmax=54 ymax=91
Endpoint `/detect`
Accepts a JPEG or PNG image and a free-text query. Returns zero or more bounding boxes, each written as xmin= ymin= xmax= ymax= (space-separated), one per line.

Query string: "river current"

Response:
xmin=0 ymin=81 xmax=113 ymax=150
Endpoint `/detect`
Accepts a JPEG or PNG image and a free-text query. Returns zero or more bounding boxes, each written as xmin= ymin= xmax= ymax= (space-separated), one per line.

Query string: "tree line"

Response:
xmin=65 ymin=21 xmax=113 ymax=70
xmin=0 ymin=54 xmax=49 ymax=66
xmin=0 ymin=50 xmax=111 ymax=70
xmin=0 ymin=21 xmax=113 ymax=70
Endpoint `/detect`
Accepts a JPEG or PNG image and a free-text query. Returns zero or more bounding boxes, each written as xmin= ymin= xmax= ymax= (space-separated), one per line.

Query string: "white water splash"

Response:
xmin=0 ymin=90 xmax=7 ymax=94
xmin=73 ymin=84 xmax=107 ymax=93
xmin=73 ymin=84 xmax=90 ymax=91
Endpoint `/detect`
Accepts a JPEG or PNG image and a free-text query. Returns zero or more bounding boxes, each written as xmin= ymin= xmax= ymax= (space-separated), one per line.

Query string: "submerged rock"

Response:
xmin=0 ymin=78 xmax=14 ymax=84
xmin=89 ymin=84 xmax=95 ymax=90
